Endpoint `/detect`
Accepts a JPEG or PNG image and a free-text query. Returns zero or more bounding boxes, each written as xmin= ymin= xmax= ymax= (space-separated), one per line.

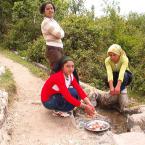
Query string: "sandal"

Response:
xmin=52 ymin=110 xmax=72 ymax=117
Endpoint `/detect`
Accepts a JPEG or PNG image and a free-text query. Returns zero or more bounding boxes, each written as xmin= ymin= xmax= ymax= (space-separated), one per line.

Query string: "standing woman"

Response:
xmin=40 ymin=2 xmax=79 ymax=82
xmin=41 ymin=56 xmax=95 ymax=117
xmin=40 ymin=2 xmax=64 ymax=72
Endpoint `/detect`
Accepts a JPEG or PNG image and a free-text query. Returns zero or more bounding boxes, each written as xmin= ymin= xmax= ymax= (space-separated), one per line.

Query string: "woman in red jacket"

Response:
xmin=41 ymin=56 xmax=95 ymax=117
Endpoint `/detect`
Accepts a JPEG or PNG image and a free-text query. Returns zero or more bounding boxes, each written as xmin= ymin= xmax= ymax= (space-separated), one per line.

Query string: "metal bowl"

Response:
xmin=84 ymin=119 xmax=110 ymax=132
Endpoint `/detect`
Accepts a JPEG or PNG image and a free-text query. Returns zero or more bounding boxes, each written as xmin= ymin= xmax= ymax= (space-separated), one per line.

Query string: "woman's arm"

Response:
xmin=42 ymin=20 xmax=64 ymax=39
xmin=71 ymin=77 xmax=95 ymax=116
xmin=83 ymin=97 xmax=92 ymax=106
xmin=105 ymin=58 xmax=115 ymax=95
xmin=105 ymin=58 xmax=113 ymax=82
xmin=58 ymin=81 xmax=95 ymax=116
xmin=71 ymin=77 xmax=95 ymax=106
xmin=80 ymin=102 xmax=95 ymax=116
xmin=71 ymin=77 xmax=87 ymax=100
xmin=57 ymin=81 xmax=81 ymax=107
xmin=114 ymin=80 xmax=122 ymax=94
xmin=109 ymin=80 xmax=115 ymax=96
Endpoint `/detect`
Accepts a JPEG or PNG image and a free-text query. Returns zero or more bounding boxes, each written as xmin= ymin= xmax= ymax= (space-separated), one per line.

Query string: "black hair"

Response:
xmin=53 ymin=56 xmax=73 ymax=72
xmin=53 ymin=56 xmax=79 ymax=83
xmin=39 ymin=2 xmax=55 ymax=14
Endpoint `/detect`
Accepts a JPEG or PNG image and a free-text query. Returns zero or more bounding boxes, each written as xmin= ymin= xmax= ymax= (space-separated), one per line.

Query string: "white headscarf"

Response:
xmin=107 ymin=44 xmax=126 ymax=56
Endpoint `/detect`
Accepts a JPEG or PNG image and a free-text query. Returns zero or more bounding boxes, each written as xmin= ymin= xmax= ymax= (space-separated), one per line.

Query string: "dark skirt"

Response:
xmin=45 ymin=46 xmax=80 ymax=82
xmin=45 ymin=45 xmax=63 ymax=70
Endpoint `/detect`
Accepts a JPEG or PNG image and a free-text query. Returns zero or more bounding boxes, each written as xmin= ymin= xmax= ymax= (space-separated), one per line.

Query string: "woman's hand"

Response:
xmin=114 ymin=86 xmax=120 ymax=95
xmin=110 ymin=86 xmax=115 ymax=96
xmin=80 ymin=102 xmax=95 ymax=117
xmin=84 ymin=104 xmax=95 ymax=117
xmin=83 ymin=97 xmax=92 ymax=106
xmin=114 ymin=80 xmax=122 ymax=95
xmin=109 ymin=80 xmax=115 ymax=96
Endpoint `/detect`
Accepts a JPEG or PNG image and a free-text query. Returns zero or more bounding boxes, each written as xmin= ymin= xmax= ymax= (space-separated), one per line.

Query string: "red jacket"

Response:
xmin=41 ymin=71 xmax=87 ymax=106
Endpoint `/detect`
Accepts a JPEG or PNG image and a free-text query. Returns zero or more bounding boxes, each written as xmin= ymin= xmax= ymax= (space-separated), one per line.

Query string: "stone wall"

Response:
xmin=0 ymin=90 xmax=8 ymax=128
xmin=127 ymin=105 xmax=145 ymax=132
xmin=0 ymin=65 xmax=10 ymax=145
xmin=0 ymin=66 xmax=5 ymax=76
xmin=0 ymin=90 xmax=9 ymax=145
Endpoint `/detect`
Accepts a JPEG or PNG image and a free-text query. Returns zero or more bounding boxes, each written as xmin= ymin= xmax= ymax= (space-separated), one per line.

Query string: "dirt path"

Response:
xmin=0 ymin=54 xmax=115 ymax=145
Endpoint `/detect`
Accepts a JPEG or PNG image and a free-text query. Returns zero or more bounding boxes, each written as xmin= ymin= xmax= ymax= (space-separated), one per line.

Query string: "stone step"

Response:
xmin=113 ymin=132 xmax=145 ymax=145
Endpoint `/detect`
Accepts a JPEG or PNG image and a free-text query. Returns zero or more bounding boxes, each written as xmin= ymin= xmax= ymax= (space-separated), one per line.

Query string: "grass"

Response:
xmin=0 ymin=48 xmax=48 ymax=80
xmin=0 ymin=69 xmax=16 ymax=104
xmin=128 ymin=89 xmax=145 ymax=105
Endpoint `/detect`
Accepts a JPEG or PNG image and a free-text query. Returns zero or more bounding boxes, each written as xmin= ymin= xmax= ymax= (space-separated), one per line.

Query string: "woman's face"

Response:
xmin=108 ymin=52 xmax=120 ymax=63
xmin=63 ymin=61 xmax=74 ymax=76
xmin=44 ymin=4 xmax=54 ymax=18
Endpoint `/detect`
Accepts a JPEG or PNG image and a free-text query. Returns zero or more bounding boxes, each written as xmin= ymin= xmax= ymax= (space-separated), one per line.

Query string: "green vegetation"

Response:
xmin=129 ymin=90 xmax=145 ymax=105
xmin=0 ymin=49 xmax=48 ymax=80
xmin=0 ymin=69 xmax=16 ymax=104
xmin=0 ymin=0 xmax=145 ymax=98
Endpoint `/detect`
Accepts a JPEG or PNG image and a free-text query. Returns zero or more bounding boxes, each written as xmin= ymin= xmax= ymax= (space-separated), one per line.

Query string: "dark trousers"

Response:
xmin=42 ymin=88 xmax=79 ymax=112
xmin=113 ymin=70 xmax=133 ymax=91
xmin=45 ymin=45 xmax=63 ymax=71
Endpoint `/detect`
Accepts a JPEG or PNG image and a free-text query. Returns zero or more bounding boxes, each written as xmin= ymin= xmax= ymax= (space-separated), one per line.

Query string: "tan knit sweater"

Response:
xmin=41 ymin=17 xmax=64 ymax=48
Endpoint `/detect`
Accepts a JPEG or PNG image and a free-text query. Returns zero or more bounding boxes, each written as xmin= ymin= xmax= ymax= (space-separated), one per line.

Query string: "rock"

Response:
xmin=0 ymin=90 xmax=9 ymax=145
xmin=127 ymin=112 xmax=145 ymax=131
xmin=33 ymin=62 xmax=48 ymax=72
xmin=80 ymin=82 xmax=104 ymax=107
xmin=30 ymin=100 xmax=41 ymax=105
xmin=14 ymin=51 xmax=18 ymax=55
xmin=130 ymin=125 xmax=142 ymax=132
xmin=123 ymin=107 xmax=141 ymax=115
xmin=113 ymin=132 xmax=145 ymax=145
xmin=0 ymin=125 xmax=11 ymax=145
xmin=21 ymin=57 xmax=26 ymax=60
xmin=0 ymin=66 xmax=5 ymax=76
xmin=138 ymin=105 xmax=145 ymax=112
xmin=127 ymin=105 xmax=145 ymax=131
xmin=0 ymin=90 xmax=8 ymax=128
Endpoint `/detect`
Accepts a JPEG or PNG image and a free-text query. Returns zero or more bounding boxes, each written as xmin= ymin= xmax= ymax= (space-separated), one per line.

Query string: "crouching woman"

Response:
xmin=41 ymin=56 xmax=95 ymax=117
xmin=102 ymin=44 xmax=133 ymax=111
